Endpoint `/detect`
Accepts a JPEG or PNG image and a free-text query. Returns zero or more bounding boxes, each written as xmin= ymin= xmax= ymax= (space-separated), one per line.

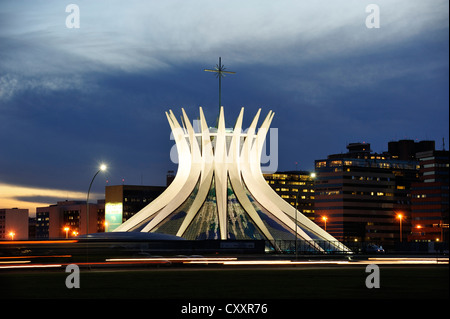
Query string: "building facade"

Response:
xmin=0 ymin=208 xmax=29 ymax=240
xmin=263 ymin=171 xmax=316 ymax=221
xmin=105 ymin=185 xmax=166 ymax=232
xmin=314 ymin=142 xmax=420 ymax=247
xmin=409 ymin=150 xmax=449 ymax=242
xmin=36 ymin=200 xmax=105 ymax=239
xmin=388 ymin=140 xmax=435 ymax=161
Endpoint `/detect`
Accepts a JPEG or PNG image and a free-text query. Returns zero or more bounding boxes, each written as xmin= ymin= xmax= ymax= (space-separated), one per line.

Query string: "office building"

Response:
xmin=263 ymin=171 xmax=316 ymax=221
xmin=314 ymin=142 xmax=420 ymax=247
xmin=105 ymin=185 xmax=166 ymax=232
xmin=0 ymin=208 xmax=29 ymax=240
xmin=388 ymin=139 xmax=435 ymax=161
xmin=36 ymin=200 xmax=105 ymax=238
xmin=409 ymin=150 xmax=449 ymax=242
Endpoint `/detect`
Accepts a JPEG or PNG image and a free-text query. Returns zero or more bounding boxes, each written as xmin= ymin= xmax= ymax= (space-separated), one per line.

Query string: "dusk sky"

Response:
xmin=1 ymin=0 xmax=448 ymax=214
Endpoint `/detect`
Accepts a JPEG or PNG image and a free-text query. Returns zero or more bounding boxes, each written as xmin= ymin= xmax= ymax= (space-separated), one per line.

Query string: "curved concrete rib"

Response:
xmin=141 ymin=109 xmax=202 ymax=232
xmin=114 ymin=110 xmax=192 ymax=232
xmin=176 ymin=107 xmax=214 ymax=237
xmin=228 ymin=108 xmax=274 ymax=242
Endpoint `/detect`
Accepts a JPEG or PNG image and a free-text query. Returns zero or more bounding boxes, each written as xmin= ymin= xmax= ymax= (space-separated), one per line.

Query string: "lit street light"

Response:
xmin=322 ymin=216 xmax=328 ymax=231
xmin=64 ymin=226 xmax=70 ymax=239
xmin=396 ymin=213 xmax=404 ymax=243
xmin=9 ymin=231 xmax=15 ymax=241
xmin=86 ymin=164 xmax=107 ymax=235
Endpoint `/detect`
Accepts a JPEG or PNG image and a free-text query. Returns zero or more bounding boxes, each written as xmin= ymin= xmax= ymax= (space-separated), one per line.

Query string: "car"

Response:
xmin=366 ymin=244 xmax=385 ymax=254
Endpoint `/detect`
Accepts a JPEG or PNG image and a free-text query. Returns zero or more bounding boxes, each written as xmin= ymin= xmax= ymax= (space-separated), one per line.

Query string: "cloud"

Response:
xmin=0 ymin=74 xmax=19 ymax=101
xmin=2 ymin=1 xmax=447 ymax=76
xmin=0 ymin=73 xmax=89 ymax=102
xmin=1 ymin=0 xmax=447 ymax=109
xmin=0 ymin=182 xmax=103 ymax=215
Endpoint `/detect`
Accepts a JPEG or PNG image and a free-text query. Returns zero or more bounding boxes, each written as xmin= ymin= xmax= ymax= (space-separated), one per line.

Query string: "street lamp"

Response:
xmin=9 ymin=231 xmax=15 ymax=241
xmin=322 ymin=216 xmax=328 ymax=231
xmin=396 ymin=213 xmax=404 ymax=243
xmin=86 ymin=164 xmax=107 ymax=235
xmin=64 ymin=226 xmax=70 ymax=239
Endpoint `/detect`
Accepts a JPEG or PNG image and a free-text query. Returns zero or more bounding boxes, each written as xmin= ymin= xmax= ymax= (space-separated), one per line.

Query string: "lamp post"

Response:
xmin=396 ymin=213 xmax=404 ymax=243
xmin=64 ymin=226 xmax=70 ymax=239
xmin=86 ymin=164 xmax=107 ymax=235
xmin=9 ymin=231 xmax=15 ymax=241
xmin=322 ymin=216 xmax=328 ymax=232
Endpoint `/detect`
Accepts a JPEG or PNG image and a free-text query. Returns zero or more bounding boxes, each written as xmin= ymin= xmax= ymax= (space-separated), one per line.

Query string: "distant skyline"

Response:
xmin=1 ymin=0 xmax=448 ymax=214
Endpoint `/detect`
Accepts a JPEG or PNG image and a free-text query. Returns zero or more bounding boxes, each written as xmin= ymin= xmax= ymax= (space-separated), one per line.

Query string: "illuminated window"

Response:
xmin=330 ymin=160 xmax=342 ymax=167
xmin=316 ymin=161 xmax=327 ymax=168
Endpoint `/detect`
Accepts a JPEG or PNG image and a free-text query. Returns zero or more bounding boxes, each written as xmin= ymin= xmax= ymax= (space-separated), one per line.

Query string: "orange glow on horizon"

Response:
xmin=0 ymin=182 xmax=102 ymax=216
